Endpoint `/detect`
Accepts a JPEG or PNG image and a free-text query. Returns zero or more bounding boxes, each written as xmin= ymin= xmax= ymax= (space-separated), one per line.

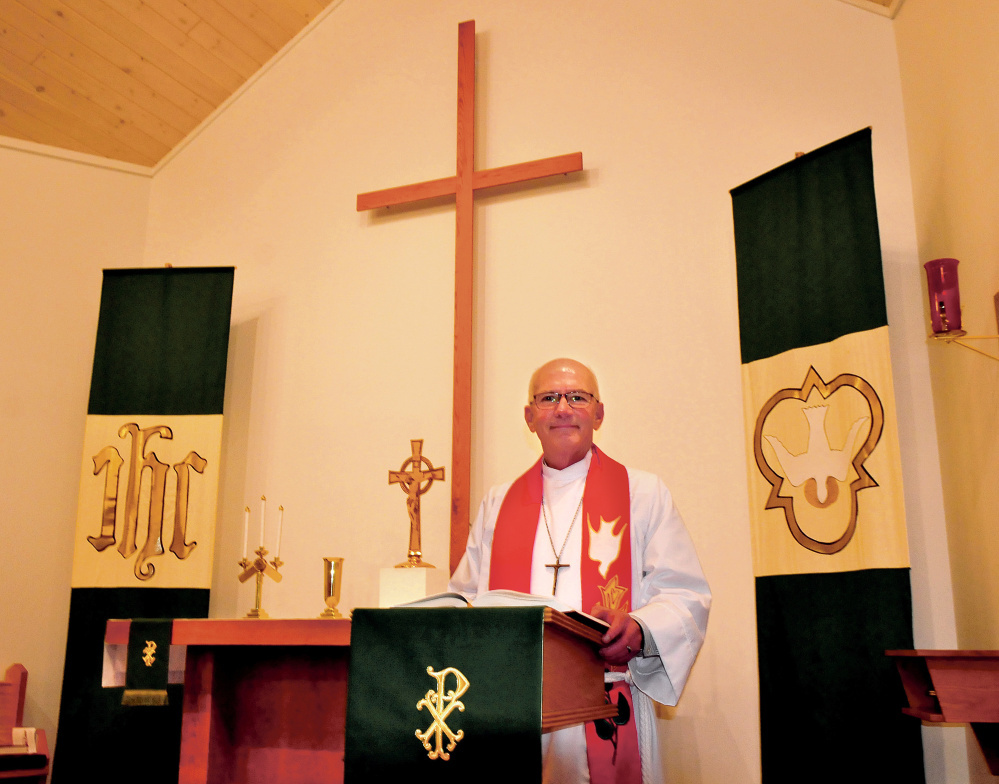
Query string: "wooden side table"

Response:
xmin=887 ymin=649 xmax=999 ymax=775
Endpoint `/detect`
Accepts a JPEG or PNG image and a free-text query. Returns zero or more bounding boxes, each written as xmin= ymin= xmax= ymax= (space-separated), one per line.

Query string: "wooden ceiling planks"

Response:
xmin=0 ymin=0 xmax=337 ymax=167
xmin=1 ymin=0 xmax=902 ymax=168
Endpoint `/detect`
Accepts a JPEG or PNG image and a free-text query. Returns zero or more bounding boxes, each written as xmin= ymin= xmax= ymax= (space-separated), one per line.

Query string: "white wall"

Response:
xmin=0 ymin=146 xmax=150 ymax=743
xmin=0 ymin=0 xmax=962 ymax=780
xmin=141 ymin=0 xmax=958 ymax=780
xmin=895 ymin=2 xmax=999 ymax=780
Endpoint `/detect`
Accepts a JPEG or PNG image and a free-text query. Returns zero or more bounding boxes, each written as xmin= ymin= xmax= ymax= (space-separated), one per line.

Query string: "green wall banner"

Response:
xmin=53 ymin=267 xmax=234 ymax=784
xmin=732 ymin=130 xmax=923 ymax=783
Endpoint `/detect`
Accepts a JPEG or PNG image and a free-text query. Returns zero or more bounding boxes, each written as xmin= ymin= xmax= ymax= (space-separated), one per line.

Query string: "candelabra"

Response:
xmin=238 ymin=546 xmax=283 ymax=619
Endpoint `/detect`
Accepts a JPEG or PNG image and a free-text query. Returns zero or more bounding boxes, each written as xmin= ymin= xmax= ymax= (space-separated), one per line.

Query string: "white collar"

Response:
xmin=541 ymin=450 xmax=591 ymax=487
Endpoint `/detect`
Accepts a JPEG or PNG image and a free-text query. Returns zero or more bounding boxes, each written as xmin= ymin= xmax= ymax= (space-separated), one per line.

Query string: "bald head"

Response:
xmin=524 ymin=358 xmax=604 ymax=469
xmin=528 ymin=358 xmax=600 ymax=401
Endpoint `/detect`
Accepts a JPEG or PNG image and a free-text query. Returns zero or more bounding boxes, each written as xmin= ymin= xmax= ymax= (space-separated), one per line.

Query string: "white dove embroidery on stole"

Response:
xmin=588 ymin=515 xmax=624 ymax=579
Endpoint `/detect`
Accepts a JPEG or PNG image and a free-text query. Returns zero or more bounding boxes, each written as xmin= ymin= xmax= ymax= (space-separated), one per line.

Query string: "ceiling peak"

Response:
xmin=836 ymin=0 xmax=905 ymax=19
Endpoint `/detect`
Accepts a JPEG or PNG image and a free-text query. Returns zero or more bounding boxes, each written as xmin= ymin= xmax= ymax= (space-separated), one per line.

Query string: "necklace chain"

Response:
xmin=541 ymin=487 xmax=584 ymax=594
xmin=541 ymin=491 xmax=583 ymax=560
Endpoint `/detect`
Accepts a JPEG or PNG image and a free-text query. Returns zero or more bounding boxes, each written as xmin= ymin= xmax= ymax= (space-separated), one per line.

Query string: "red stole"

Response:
xmin=488 ymin=446 xmax=632 ymax=614
xmin=488 ymin=446 xmax=640 ymax=784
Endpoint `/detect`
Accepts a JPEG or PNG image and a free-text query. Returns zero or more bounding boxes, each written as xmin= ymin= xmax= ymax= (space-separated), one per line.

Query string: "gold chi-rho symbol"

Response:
xmin=415 ymin=666 xmax=469 ymax=761
xmin=142 ymin=641 xmax=157 ymax=667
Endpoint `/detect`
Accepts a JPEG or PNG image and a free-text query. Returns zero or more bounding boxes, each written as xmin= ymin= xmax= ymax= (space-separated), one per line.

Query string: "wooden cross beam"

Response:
xmin=357 ymin=20 xmax=583 ymax=573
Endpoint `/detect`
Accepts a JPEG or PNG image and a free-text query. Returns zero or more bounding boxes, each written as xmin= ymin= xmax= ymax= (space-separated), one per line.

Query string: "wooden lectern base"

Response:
xmin=887 ymin=649 xmax=999 ymax=775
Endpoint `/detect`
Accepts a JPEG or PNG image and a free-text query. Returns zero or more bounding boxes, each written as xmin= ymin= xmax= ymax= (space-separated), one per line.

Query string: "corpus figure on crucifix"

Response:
xmin=448 ymin=358 xmax=711 ymax=784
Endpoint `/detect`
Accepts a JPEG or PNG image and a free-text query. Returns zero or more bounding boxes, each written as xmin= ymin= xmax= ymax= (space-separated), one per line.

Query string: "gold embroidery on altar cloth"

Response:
xmin=415 ymin=666 xmax=469 ymax=761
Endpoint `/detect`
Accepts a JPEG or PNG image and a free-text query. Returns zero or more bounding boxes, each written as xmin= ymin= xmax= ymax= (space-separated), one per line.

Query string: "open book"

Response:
xmin=395 ymin=589 xmax=610 ymax=634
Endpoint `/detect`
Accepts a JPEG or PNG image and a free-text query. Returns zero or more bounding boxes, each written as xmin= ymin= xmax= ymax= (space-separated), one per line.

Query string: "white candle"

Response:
xmin=259 ymin=495 xmax=266 ymax=548
xmin=242 ymin=507 xmax=249 ymax=559
xmin=276 ymin=505 xmax=284 ymax=558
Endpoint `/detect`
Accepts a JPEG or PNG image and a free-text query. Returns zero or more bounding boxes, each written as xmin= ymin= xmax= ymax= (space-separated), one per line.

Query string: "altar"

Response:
xmin=105 ymin=618 xmax=351 ymax=784
xmin=105 ymin=609 xmax=614 ymax=784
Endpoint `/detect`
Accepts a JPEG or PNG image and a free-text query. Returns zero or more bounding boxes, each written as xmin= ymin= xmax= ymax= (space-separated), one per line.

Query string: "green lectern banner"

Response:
xmin=122 ymin=619 xmax=174 ymax=705
xmin=345 ymin=607 xmax=545 ymax=782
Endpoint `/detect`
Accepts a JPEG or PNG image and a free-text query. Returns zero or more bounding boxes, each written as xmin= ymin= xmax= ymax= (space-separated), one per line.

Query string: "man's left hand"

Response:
xmin=592 ymin=607 xmax=642 ymax=666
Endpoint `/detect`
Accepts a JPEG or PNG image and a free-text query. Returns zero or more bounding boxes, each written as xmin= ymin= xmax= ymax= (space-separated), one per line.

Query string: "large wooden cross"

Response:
xmin=357 ymin=20 xmax=583 ymax=573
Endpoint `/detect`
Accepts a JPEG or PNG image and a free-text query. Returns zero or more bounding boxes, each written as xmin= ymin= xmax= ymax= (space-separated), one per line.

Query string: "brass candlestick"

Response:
xmin=320 ymin=557 xmax=345 ymax=618
xmin=238 ymin=546 xmax=283 ymax=619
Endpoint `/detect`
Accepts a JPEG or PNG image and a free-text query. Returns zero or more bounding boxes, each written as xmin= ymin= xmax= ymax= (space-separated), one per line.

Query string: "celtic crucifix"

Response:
xmin=389 ymin=439 xmax=446 ymax=568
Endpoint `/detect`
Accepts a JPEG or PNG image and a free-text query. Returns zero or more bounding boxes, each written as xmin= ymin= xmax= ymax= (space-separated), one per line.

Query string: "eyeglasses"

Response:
xmin=531 ymin=390 xmax=598 ymax=409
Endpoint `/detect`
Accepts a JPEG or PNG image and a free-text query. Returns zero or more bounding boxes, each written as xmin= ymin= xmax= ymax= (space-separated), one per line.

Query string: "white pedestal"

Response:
xmin=378 ymin=566 xmax=450 ymax=607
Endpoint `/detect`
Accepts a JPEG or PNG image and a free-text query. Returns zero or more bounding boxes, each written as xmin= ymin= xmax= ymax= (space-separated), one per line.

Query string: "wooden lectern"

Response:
xmin=106 ymin=609 xmax=613 ymax=784
xmin=887 ymin=649 xmax=999 ymax=775
xmin=343 ymin=606 xmax=618 ymax=782
xmin=538 ymin=608 xmax=621 ymax=731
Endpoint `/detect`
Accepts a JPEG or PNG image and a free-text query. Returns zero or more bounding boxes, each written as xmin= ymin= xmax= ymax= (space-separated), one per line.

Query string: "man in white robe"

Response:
xmin=449 ymin=358 xmax=711 ymax=784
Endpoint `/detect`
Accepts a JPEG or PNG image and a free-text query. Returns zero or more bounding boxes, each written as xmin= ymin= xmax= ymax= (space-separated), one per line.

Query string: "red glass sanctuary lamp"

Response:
xmin=923 ymin=257 xmax=963 ymax=335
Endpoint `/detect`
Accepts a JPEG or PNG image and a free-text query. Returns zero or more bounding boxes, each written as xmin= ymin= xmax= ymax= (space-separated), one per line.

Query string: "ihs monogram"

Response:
xmin=89 ymin=423 xmax=207 ymax=580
